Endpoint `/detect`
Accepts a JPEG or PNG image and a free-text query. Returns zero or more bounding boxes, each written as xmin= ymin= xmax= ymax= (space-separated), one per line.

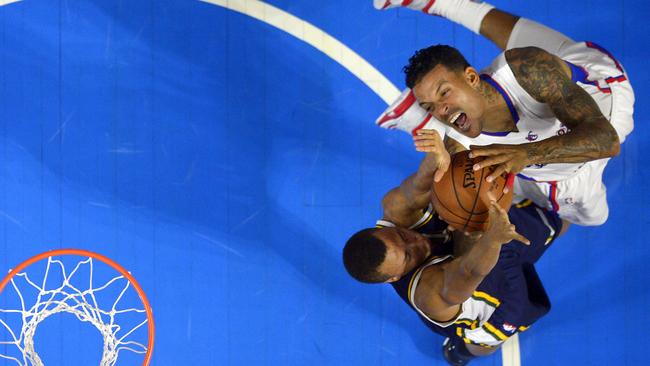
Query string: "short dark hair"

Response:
xmin=403 ymin=45 xmax=471 ymax=88
xmin=342 ymin=228 xmax=391 ymax=283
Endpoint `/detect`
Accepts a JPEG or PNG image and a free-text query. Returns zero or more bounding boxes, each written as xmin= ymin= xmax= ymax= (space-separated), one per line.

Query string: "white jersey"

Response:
xmin=374 ymin=19 xmax=635 ymax=225
xmin=447 ymin=41 xmax=634 ymax=182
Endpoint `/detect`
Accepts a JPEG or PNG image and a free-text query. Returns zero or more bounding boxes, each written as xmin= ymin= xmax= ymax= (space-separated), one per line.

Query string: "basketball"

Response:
xmin=431 ymin=150 xmax=513 ymax=232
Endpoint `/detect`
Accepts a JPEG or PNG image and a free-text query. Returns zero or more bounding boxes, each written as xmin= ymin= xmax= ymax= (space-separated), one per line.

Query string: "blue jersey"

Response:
xmin=388 ymin=201 xmax=562 ymax=347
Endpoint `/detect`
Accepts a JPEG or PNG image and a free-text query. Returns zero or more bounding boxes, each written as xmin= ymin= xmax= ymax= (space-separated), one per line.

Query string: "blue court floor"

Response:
xmin=0 ymin=0 xmax=648 ymax=365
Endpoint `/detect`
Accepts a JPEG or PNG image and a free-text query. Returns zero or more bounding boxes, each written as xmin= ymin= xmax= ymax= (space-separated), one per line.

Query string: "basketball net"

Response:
xmin=0 ymin=249 xmax=154 ymax=366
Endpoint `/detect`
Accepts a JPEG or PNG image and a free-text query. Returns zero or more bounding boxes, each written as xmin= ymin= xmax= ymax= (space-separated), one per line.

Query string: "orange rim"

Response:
xmin=0 ymin=248 xmax=155 ymax=366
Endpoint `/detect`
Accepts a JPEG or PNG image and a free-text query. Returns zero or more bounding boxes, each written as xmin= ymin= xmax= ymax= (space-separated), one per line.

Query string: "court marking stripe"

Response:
xmin=0 ymin=1 xmax=21 ymax=6
xmin=198 ymin=0 xmax=400 ymax=104
xmin=502 ymin=333 xmax=522 ymax=366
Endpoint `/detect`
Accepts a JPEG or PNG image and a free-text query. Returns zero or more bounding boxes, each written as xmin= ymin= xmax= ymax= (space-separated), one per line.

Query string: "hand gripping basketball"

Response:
xmin=430 ymin=150 xmax=514 ymax=232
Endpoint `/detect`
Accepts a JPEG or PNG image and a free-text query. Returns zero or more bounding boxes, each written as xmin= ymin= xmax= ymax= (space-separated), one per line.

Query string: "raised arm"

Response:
xmin=381 ymin=152 xmax=440 ymax=227
xmin=412 ymin=201 xmax=529 ymax=322
xmin=471 ymin=46 xmax=620 ymax=180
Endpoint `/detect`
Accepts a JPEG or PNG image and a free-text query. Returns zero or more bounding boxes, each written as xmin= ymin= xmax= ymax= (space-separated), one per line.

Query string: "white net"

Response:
xmin=0 ymin=255 xmax=150 ymax=366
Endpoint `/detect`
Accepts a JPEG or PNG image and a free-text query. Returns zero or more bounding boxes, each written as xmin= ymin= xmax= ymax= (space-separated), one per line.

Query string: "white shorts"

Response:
xmin=513 ymin=159 xmax=609 ymax=226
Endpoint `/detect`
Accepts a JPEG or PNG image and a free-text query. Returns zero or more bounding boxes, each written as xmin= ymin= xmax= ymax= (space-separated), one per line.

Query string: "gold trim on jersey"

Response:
xmin=515 ymin=199 xmax=533 ymax=208
xmin=411 ymin=209 xmax=433 ymax=229
xmin=471 ymin=291 xmax=501 ymax=308
xmin=456 ymin=327 xmax=494 ymax=348
xmin=375 ymin=219 xmax=394 ymax=228
xmin=518 ymin=325 xmax=530 ymax=332
xmin=455 ymin=318 xmax=479 ymax=329
xmin=404 ymin=203 xmax=434 ymax=230
xmin=482 ymin=321 xmax=509 ymax=341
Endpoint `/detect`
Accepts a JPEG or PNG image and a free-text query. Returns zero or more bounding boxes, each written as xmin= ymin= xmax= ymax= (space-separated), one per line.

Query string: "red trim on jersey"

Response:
xmin=605 ymin=75 xmax=627 ymax=83
xmin=377 ymin=90 xmax=417 ymax=126
xmin=595 ymin=85 xmax=612 ymax=94
xmin=422 ymin=0 xmax=436 ymax=13
xmin=411 ymin=114 xmax=433 ymax=135
xmin=505 ymin=173 xmax=515 ymax=191
xmin=569 ymin=42 xmax=627 ymax=95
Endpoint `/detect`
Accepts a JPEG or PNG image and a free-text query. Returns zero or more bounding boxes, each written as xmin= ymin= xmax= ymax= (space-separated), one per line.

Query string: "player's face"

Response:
xmin=374 ymin=227 xmax=431 ymax=282
xmin=413 ymin=64 xmax=485 ymax=138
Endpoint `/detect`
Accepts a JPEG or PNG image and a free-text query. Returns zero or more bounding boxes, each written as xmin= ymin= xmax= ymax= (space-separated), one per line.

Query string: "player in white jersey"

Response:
xmin=373 ymin=0 xmax=635 ymax=226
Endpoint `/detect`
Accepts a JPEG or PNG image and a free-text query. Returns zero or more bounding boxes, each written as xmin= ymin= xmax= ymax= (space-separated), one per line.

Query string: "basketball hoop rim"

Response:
xmin=0 ymin=248 xmax=155 ymax=366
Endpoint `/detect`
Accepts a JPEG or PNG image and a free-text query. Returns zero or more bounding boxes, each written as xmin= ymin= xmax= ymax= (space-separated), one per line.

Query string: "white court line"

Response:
xmin=502 ymin=333 xmax=522 ymax=366
xmin=199 ymin=0 xmax=401 ymax=104
xmin=0 ymin=0 xmax=21 ymax=6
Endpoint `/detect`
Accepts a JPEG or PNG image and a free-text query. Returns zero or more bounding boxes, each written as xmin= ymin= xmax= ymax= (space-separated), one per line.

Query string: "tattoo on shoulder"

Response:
xmin=505 ymin=47 xmax=619 ymax=162
xmin=505 ymin=47 xmax=572 ymax=103
xmin=506 ymin=47 xmax=604 ymax=128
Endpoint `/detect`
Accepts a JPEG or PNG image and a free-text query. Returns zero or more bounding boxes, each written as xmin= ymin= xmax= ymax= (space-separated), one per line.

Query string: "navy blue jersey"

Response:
xmin=390 ymin=201 xmax=562 ymax=347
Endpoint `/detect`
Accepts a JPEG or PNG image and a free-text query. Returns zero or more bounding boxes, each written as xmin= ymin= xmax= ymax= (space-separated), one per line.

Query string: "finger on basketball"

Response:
xmin=433 ymin=168 xmax=445 ymax=182
xmin=468 ymin=145 xmax=501 ymax=158
xmin=486 ymin=191 xmax=497 ymax=203
xmin=486 ymin=165 xmax=509 ymax=183
xmin=473 ymin=155 xmax=509 ymax=171
xmin=431 ymin=150 xmax=514 ymax=233
xmin=502 ymin=173 xmax=515 ymax=193
xmin=433 ymin=160 xmax=449 ymax=182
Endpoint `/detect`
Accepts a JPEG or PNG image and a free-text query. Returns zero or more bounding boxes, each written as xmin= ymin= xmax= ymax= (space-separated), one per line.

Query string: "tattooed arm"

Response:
xmin=508 ymin=46 xmax=620 ymax=160
xmin=471 ymin=47 xmax=620 ymax=180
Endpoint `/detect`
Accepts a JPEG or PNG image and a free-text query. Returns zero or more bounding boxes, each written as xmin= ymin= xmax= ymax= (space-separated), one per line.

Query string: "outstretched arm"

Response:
xmin=471 ymin=46 xmax=620 ymax=181
xmin=412 ymin=201 xmax=529 ymax=322
xmin=381 ymin=152 xmax=440 ymax=227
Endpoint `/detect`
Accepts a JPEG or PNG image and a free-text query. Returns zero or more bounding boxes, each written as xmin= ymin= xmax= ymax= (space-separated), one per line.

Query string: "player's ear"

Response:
xmin=464 ymin=67 xmax=480 ymax=87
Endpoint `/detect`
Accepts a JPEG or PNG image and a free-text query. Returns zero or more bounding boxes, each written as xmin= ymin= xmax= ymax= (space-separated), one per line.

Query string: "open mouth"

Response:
xmin=450 ymin=112 xmax=470 ymax=132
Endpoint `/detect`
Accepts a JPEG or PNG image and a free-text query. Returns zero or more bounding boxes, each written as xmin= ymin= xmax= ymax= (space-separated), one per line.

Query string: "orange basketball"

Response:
xmin=431 ymin=150 xmax=513 ymax=232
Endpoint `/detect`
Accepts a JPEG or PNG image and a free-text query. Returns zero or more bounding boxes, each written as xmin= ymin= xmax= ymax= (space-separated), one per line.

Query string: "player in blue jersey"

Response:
xmin=343 ymin=152 xmax=569 ymax=365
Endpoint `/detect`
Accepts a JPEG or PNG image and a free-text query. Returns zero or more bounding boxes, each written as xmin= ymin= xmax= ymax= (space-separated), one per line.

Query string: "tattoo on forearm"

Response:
xmin=506 ymin=47 xmax=620 ymax=163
